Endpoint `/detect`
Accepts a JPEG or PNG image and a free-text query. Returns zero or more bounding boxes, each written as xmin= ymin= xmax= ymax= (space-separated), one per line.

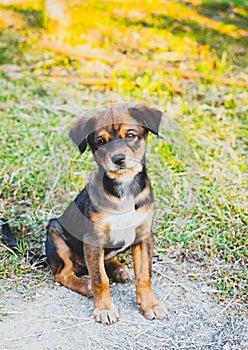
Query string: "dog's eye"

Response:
xmin=126 ymin=133 xmax=137 ymax=140
xmin=96 ymin=138 xmax=106 ymax=147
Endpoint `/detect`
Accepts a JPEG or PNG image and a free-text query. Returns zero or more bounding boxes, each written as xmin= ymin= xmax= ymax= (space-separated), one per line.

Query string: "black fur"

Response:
xmin=1 ymin=219 xmax=47 ymax=269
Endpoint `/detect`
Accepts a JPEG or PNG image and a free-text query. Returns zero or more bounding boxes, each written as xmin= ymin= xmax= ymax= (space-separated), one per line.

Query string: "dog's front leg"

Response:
xmin=84 ymin=243 xmax=119 ymax=325
xmin=132 ymin=234 xmax=166 ymax=320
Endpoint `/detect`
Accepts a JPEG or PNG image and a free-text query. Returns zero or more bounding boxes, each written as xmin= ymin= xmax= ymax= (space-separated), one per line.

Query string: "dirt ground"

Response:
xmin=0 ymin=258 xmax=247 ymax=350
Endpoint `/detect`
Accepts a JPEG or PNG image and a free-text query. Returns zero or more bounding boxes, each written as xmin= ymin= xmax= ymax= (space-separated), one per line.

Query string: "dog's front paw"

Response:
xmin=94 ymin=303 xmax=119 ymax=325
xmin=138 ymin=292 xmax=167 ymax=320
xmin=143 ymin=302 xmax=167 ymax=320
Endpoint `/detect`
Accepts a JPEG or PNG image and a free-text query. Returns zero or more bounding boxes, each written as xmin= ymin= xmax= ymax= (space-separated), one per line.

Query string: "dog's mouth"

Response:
xmin=106 ymin=160 xmax=138 ymax=176
xmin=109 ymin=164 xmax=132 ymax=173
xmin=114 ymin=167 xmax=130 ymax=173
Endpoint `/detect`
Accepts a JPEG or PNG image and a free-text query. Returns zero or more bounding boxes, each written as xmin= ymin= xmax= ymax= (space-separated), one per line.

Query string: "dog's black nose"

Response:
xmin=111 ymin=153 xmax=125 ymax=165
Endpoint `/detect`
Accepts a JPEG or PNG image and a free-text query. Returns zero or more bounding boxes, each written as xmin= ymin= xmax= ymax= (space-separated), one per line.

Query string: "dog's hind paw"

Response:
xmin=113 ymin=266 xmax=132 ymax=283
xmin=105 ymin=258 xmax=132 ymax=283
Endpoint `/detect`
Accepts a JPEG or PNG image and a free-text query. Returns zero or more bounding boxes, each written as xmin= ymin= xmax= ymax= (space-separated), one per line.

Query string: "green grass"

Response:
xmin=0 ymin=0 xmax=247 ymax=304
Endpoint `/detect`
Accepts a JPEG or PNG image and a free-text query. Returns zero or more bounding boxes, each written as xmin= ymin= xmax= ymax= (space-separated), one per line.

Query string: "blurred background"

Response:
xmin=0 ymin=0 xmax=247 ymax=93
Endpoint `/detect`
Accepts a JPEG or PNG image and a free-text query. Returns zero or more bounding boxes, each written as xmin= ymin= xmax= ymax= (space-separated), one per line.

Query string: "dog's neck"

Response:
xmin=99 ymin=166 xmax=147 ymax=199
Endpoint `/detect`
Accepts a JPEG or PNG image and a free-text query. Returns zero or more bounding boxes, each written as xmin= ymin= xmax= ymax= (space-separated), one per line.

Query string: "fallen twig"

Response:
xmin=39 ymin=75 xmax=115 ymax=88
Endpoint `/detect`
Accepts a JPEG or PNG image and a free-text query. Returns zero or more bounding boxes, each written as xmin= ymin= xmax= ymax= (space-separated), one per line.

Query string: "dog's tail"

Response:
xmin=1 ymin=219 xmax=48 ymax=269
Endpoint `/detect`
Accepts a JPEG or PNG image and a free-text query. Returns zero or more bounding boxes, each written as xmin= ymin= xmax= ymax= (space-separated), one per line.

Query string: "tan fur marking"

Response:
xmin=118 ymin=126 xmax=129 ymax=139
xmin=118 ymin=124 xmax=143 ymax=139
xmin=103 ymin=223 xmax=111 ymax=235
xmin=135 ymin=185 xmax=150 ymax=204
xmin=96 ymin=130 xmax=111 ymax=142
xmin=135 ymin=221 xmax=150 ymax=239
xmin=91 ymin=211 xmax=105 ymax=226
xmin=52 ymin=233 xmax=92 ymax=297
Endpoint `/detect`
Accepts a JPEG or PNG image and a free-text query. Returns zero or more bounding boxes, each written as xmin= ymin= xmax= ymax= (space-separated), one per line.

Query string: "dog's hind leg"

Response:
xmin=46 ymin=220 xmax=93 ymax=297
xmin=105 ymin=257 xmax=132 ymax=283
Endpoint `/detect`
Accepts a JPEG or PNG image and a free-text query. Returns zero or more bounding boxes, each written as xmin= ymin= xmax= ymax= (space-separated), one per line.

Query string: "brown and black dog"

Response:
xmin=46 ymin=102 xmax=166 ymax=325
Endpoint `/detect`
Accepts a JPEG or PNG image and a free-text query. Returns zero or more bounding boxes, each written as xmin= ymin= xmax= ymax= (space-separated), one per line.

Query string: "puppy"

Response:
xmin=46 ymin=102 xmax=166 ymax=325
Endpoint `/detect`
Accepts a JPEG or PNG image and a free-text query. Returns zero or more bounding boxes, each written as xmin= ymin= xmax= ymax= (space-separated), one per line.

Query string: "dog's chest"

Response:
xmin=100 ymin=197 xmax=151 ymax=257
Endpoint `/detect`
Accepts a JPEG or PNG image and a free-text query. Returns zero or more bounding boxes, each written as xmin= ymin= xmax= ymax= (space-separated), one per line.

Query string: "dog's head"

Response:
xmin=69 ymin=103 xmax=162 ymax=179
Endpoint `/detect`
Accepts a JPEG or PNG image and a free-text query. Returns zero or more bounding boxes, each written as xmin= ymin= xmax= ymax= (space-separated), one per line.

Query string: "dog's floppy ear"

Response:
xmin=128 ymin=103 xmax=162 ymax=135
xmin=69 ymin=113 xmax=95 ymax=153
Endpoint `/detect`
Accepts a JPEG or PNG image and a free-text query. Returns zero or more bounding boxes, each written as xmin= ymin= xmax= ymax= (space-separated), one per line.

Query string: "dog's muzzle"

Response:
xmin=111 ymin=153 xmax=125 ymax=166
